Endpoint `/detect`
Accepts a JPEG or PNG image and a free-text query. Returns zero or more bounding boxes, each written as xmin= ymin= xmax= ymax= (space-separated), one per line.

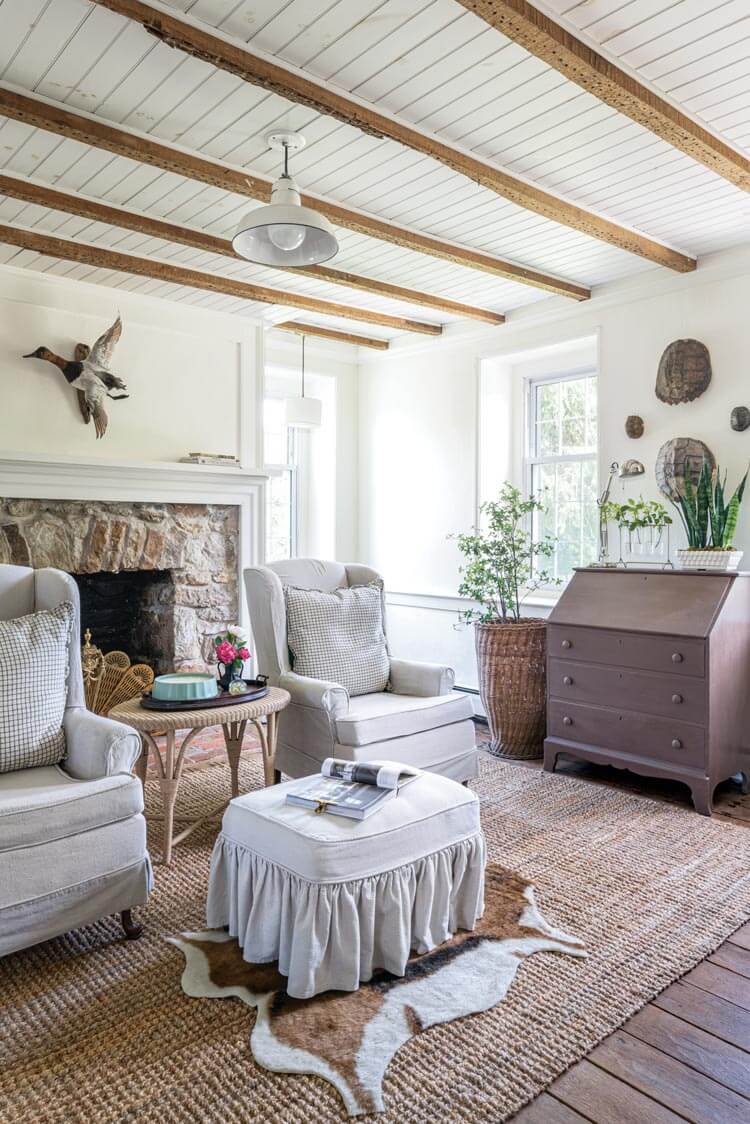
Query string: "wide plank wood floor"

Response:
xmin=489 ymin=735 xmax=750 ymax=1123
xmin=513 ymin=930 xmax=750 ymax=1124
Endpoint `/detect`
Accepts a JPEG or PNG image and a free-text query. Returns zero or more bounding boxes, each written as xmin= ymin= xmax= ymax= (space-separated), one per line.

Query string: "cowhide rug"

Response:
xmin=169 ymin=865 xmax=585 ymax=1116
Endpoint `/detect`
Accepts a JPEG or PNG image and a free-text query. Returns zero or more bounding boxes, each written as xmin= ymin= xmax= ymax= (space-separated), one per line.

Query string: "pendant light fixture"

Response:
xmin=285 ymin=335 xmax=322 ymax=429
xmin=233 ymin=133 xmax=338 ymax=267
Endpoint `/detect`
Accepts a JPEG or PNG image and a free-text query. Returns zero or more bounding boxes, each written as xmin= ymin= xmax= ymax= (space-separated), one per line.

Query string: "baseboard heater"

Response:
xmin=455 ymin=685 xmax=487 ymax=724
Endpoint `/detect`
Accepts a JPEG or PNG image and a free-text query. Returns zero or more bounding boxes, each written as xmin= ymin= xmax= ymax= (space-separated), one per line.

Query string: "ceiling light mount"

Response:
xmin=233 ymin=132 xmax=337 ymax=267
xmin=267 ymin=131 xmax=306 ymax=155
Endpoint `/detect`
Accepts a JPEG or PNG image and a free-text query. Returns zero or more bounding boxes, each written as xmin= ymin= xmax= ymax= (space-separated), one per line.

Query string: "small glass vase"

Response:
xmin=618 ymin=524 xmax=671 ymax=568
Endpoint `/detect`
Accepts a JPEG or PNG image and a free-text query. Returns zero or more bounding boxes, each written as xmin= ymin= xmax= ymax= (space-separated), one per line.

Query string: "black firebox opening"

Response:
xmin=73 ymin=569 xmax=173 ymax=672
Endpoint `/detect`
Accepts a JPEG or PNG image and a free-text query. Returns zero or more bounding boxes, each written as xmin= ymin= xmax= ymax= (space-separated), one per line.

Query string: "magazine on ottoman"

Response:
xmin=286 ymin=758 xmax=419 ymax=820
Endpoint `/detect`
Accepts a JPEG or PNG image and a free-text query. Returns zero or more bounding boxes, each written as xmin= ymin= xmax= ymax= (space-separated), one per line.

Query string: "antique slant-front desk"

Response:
xmin=544 ymin=568 xmax=750 ymax=814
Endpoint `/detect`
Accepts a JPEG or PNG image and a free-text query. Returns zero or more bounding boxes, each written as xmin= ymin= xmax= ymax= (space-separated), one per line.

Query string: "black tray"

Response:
xmin=140 ymin=678 xmax=269 ymax=711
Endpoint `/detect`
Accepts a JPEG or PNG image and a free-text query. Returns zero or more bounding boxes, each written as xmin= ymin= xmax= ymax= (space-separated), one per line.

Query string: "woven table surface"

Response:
xmin=109 ymin=686 xmax=290 ymax=731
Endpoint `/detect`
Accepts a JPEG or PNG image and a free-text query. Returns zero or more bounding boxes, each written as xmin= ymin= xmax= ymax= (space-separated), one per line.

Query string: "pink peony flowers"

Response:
xmin=215 ymin=640 xmax=238 ymax=666
xmin=214 ymin=627 xmax=252 ymax=673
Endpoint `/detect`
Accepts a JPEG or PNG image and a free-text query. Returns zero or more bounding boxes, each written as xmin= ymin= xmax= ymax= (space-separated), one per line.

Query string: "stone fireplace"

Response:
xmin=0 ymin=498 xmax=240 ymax=672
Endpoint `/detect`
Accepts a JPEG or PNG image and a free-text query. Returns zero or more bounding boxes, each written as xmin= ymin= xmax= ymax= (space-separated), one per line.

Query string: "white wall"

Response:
xmin=359 ymin=244 xmax=750 ymax=689
xmin=0 ymin=266 xmax=361 ymax=565
xmin=0 ymin=265 xmax=262 ymax=468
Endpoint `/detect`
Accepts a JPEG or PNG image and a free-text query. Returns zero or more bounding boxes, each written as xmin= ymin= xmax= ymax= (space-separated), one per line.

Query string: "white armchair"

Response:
xmin=0 ymin=564 xmax=151 ymax=957
xmin=245 ymin=559 xmax=478 ymax=782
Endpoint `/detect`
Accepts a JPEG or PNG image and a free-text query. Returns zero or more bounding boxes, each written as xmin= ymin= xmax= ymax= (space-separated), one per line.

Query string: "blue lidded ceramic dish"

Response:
xmin=151 ymin=673 xmax=219 ymax=702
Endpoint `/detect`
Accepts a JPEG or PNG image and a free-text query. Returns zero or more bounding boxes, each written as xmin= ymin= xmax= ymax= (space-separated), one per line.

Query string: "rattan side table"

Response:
xmin=110 ymin=687 xmax=290 ymax=864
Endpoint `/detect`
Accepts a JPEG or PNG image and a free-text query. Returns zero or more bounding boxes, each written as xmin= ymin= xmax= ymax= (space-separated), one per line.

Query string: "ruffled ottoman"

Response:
xmin=206 ymin=770 xmax=486 ymax=999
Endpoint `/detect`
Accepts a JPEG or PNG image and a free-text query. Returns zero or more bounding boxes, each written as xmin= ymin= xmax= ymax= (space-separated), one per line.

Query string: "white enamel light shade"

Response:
xmin=233 ymin=175 xmax=338 ymax=267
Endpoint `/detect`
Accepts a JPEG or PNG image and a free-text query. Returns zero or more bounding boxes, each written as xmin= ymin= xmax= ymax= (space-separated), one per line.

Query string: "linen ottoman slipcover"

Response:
xmin=206 ymin=769 xmax=486 ymax=999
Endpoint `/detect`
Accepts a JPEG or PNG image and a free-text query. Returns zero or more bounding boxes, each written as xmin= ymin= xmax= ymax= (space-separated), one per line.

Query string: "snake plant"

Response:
xmin=672 ymin=461 xmax=748 ymax=549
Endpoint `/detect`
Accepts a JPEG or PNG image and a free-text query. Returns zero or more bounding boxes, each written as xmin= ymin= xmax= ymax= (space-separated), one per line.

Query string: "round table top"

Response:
xmin=109 ymin=686 xmax=290 ymax=732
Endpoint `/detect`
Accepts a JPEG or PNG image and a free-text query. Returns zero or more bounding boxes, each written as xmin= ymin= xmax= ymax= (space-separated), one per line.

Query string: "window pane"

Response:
xmin=535 ymin=382 xmax=560 ymax=456
xmin=537 ymin=420 xmax=559 ymax=458
xmin=264 ymin=399 xmax=288 ymax=465
xmin=560 ymin=378 xmax=588 ymax=455
xmin=585 ymin=375 xmax=597 ymax=449
xmin=266 ymin=470 xmax=294 ymax=562
xmin=531 ymin=454 xmax=598 ymax=582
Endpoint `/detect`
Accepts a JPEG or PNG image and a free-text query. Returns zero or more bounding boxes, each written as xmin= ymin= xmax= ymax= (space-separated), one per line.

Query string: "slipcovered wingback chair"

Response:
xmin=244 ymin=559 xmax=478 ymax=782
xmin=0 ymin=564 xmax=151 ymax=957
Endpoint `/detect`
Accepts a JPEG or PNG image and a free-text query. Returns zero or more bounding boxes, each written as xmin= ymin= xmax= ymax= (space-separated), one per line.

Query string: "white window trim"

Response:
xmin=523 ymin=366 xmax=598 ymax=583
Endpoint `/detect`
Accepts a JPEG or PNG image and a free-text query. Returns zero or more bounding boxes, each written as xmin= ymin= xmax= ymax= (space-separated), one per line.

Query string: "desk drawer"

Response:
xmin=547 ymin=625 xmax=705 ymax=677
xmin=548 ymin=700 xmax=705 ymax=768
xmin=548 ymin=659 xmax=707 ymax=724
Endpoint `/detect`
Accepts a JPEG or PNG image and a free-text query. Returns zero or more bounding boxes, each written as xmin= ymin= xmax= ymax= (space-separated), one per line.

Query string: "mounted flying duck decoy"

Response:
xmin=23 ymin=315 xmax=128 ymax=439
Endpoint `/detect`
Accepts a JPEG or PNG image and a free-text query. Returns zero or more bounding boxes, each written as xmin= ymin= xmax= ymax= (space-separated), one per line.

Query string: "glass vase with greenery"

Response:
xmin=603 ymin=496 xmax=672 ymax=558
xmin=453 ymin=483 xmax=559 ymax=623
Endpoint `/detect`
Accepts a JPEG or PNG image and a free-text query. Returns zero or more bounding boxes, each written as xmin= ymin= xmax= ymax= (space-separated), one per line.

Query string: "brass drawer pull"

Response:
xmin=671 ymin=652 xmax=683 ymax=663
xmin=563 ymin=715 xmax=573 ymax=726
xmin=561 ymin=639 xmax=572 ymax=650
xmin=563 ymin=675 xmax=573 ymax=686
xmin=671 ymin=738 xmax=682 ymax=750
xmin=672 ymin=694 xmax=683 ymax=704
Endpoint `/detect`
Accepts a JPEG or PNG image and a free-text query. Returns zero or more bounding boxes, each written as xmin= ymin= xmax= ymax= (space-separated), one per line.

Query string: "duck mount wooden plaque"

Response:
xmin=22 ymin=315 xmax=128 ymax=438
xmin=655 ymin=339 xmax=712 ymax=405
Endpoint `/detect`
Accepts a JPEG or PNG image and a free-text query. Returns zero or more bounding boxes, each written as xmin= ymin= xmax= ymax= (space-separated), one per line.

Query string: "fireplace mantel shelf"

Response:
xmin=0 ymin=451 xmax=267 ymax=480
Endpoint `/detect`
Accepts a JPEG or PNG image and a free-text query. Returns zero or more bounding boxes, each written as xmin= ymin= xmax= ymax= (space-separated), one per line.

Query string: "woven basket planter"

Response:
xmin=475 ymin=618 xmax=547 ymax=760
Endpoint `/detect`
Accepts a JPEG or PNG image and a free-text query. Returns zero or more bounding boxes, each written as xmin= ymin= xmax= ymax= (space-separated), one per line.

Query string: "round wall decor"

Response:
xmin=625 ymin=415 xmax=644 ymax=438
xmin=655 ymin=339 xmax=712 ymax=405
xmin=731 ymin=406 xmax=750 ymax=432
xmin=655 ymin=437 xmax=715 ymax=501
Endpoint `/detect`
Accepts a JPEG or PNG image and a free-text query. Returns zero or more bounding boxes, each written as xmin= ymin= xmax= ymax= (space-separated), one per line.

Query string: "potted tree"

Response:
xmin=454 ymin=483 xmax=558 ymax=759
xmin=671 ymin=462 xmax=748 ymax=571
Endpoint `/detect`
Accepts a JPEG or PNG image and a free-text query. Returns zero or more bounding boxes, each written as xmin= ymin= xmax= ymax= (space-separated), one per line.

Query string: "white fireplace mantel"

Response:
xmin=0 ymin=452 xmax=268 ymax=624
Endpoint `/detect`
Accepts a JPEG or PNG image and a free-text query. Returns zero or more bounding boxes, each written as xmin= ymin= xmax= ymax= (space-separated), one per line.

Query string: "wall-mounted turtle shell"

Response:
xmin=731 ymin=406 xmax=750 ymax=432
xmin=655 ymin=438 xmax=715 ymax=501
xmin=655 ymin=339 xmax=712 ymax=404
xmin=625 ymin=415 xmax=644 ymax=438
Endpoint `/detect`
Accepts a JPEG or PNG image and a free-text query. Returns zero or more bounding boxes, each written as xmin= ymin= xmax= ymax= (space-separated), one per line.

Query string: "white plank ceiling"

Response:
xmin=0 ymin=0 xmax=748 ymax=344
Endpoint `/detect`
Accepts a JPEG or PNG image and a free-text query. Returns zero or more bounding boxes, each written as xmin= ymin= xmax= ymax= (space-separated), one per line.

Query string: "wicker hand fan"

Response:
xmin=82 ymin=630 xmax=154 ymax=715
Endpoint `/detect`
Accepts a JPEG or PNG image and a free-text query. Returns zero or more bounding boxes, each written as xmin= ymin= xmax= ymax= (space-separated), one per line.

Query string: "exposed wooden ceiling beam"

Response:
xmin=275 ymin=322 xmax=389 ymax=351
xmin=457 ymin=0 xmax=750 ymax=192
xmin=0 ymin=173 xmax=505 ymax=325
xmin=0 ymin=87 xmax=589 ymax=302
xmin=90 ymin=0 xmax=696 ymax=273
xmin=0 ymin=223 xmax=439 ymax=335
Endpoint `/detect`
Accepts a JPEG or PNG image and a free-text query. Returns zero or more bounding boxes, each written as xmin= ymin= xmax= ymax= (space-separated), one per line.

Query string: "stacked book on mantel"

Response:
xmin=179 ymin=452 xmax=240 ymax=466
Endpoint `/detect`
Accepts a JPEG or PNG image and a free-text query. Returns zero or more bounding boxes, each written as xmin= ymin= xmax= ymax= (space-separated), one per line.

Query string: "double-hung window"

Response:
xmin=525 ymin=370 xmax=598 ymax=582
xmin=263 ymin=398 xmax=301 ymax=562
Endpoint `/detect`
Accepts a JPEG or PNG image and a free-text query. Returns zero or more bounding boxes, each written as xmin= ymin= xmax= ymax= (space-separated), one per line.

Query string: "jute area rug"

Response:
xmin=2 ymin=755 xmax=750 ymax=1123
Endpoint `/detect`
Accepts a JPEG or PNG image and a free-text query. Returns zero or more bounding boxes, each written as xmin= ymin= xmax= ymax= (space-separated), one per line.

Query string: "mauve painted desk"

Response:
xmin=544 ymin=568 xmax=750 ymax=815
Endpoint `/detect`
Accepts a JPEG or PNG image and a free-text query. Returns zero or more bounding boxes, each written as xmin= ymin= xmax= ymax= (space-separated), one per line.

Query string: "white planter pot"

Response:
xmin=676 ymin=549 xmax=743 ymax=572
